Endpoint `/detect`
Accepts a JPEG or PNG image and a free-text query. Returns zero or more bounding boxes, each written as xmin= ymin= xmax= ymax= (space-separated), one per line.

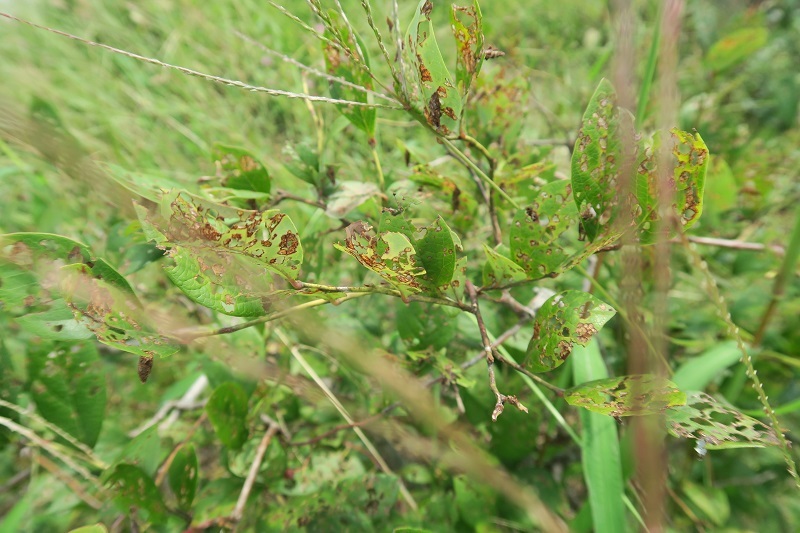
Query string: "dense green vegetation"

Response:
xmin=1 ymin=1 xmax=799 ymax=531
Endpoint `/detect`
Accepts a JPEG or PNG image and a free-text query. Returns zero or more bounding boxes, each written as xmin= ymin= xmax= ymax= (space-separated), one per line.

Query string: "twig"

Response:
xmin=231 ymin=422 xmax=281 ymax=522
xmin=441 ymin=138 xmax=520 ymax=209
xmin=154 ymin=412 xmax=208 ymax=487
xmin=687 ymin=235 xmax=785 ymax=255
xmin=129 ymin=375 xmax=209 ymax=438
xmin=274 ymin=328 xmax=419 ymax=510
xmin=34 ymin=453 xmax=102 ymax=509
xmin=465 ymin=281 xmax=528 ymax=421
xmin=290 ymin=412 xmax=384 ymax=447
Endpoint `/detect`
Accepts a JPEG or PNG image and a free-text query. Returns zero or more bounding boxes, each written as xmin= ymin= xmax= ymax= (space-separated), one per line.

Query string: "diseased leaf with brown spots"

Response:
xmin=450 ymin=0 xmax=484 ymax=106
xmin=1 ymin=233 xmax=179 ymax=362
xmin=136 ymin=191 xmax=303 ymax=317
xmin=404 ymin=0 xmax=463 ymax=134
xmin=334 ymin=223 xmax=425 ymax=298
xmin=565 ymin=374 xmax=686 ymax=416
xmin=665 ymin=392 xmax=780 ymax=449
xmin=525 ymin=290 xmax=616 ymax=372
xmin=571 ymin=78 xmax=622 ymax=243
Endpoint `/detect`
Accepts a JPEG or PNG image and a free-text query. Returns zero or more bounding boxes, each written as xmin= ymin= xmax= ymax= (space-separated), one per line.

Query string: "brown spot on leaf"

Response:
xmin=575 ymin=322 xmax=597 ymax=343
xmin=278 ymin=231 xmax=299 ymax=256
xmin=558 ymin=341 xmax=572 ymax=360
xmin=425 ymin=91 xmax=442 ymax=128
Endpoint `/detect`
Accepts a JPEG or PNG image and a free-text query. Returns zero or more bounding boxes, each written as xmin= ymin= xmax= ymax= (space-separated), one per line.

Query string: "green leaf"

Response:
xmin=323 ymin=16 xmax=376 ymax=138
xmin=396 ymin=301 xmax=456 ymax=350
xmin=482 ymin=244 xmax=527 ymax=287
xmin=378 ymin=208 xmax=417 ymax=240
xmin=510 ymin=180 xmax=580 ymax=277
xmin=112 ymin=425 xmax=162 ymax=476
xmin=15 ymin=302 xmax=93 ymax=340
xmin=68 ymin=525 xmax=109 ymax=533
xmin=168 ymin=444 xmax=198 ymax=511
xmin=565 ymin=374 xmax=686 ymax=416
xmin=28 ymin=343 xmax=106 ymax=447
xmin=705 ymin=26 xmax=768 ymax=73
xmin=571 ymin=78 xmax=622 ymax=242
xmin=404 ymin=0 xmax=463 ymax=134
xmin=672 ymin=341 xmax=741 ymax=392
xmin=106 ymin=464 xmax=168 ymax=524
xmin=524 ymin=290 xmax=616 ymax=372
xmin=450 ymin=0 xmax=484 ymax=105
xmin=665 ymin=391 xmax=780 ymax=449
xmin=136 ymin=191 xmax=303 ymax=316
xmin=416 ymin=216 xmax=457 ymax=288
xmin=211 ymin=143 xmax=271 ymax=194
xmin=571 ymin=341 xmax=625 ymax=533
xmin=453 ymin=474 xmax=496 ymax=528
xmin=335 ymin=223 xmax=425 ymax=297
xmin=206 ymin=382 xmax=250 ymax=450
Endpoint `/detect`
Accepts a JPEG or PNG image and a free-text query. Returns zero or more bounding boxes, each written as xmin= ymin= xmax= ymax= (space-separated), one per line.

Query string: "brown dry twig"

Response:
xmin=466 ymin=280 xmax=528 ymax=421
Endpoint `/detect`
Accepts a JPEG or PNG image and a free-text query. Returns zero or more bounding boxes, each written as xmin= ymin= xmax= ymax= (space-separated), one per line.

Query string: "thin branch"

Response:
xmin=441 ymin=138 xmax=521 ymax=209
xmin=34 ymin=453 xmax=103 ymax=509
xmin=466 ymin=281 xmax=528 ymax=421
xmin=0 ymin=12 xmax=401 ymax=110
xmin=290 ymin=412 xmax=385 ymax=447
xmin=361 ymin=0 xmax=402 ymax=85
xmin=129 ymin=375 xmax=209 ymax=438
xmin=231 ymin=422 xmax=281 ymax=522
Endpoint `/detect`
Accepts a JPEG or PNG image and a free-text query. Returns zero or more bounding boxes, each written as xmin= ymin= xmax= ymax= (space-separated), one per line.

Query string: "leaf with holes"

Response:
xmin=565 ymin=374 xmax=686 ymax=416
xmin=571 ymin=79 xmax=622 ymax=242
xmin=525 ymin=290 xmax=616 ymax=372
xmin=482 ymin=245 xmax=527 ymax=287
xmin=211 ymin=143 xmax=270 ymax=194
xmin=106 ymin=464 xmax=168 ymax=524
xmin=323 ymin=15 xmax=376 ymax=138
xmin=136 ymin=191 xmax=303 ymax=317
xmin=665 ymin=392 xmax=780 ymax=449
xmin=206 ymin=382 xmax=250 ymax=450
xmin=1 ymin=233 xmax=179 ymax=360
xmin=168 ymin=444 xmax=198 ymax=511
xmin=510 ymin=180 xmax=580 ymax=278
xmin=404 ymin=0 xmax=463 ymax=134
xmin=335 ymin=223 xmax=425 ymax=298
xmin=28 ymin=342 xmax=106 ymax=447
xmin=416 ymin=216 xmax=457 ymax=288
xmin=633 ymin=129 xmax=708 ymax=243
xmin=450 ymin=0 xmax=484 ymax=106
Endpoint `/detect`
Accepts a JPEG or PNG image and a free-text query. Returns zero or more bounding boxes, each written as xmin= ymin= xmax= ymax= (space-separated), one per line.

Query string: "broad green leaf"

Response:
xmin=168 ymin=444 xmax=198 ymax=511
xmin=106 ymin=464 xmax=168 ymax=524
xmin=672 ymin=341 xmax=741 ymax=392
xmin=416 ymin=216 xmax=457 ymax=288
xmin=112 ymin=425 xmax=162 ymax=476
xmin=450 ymin=1 xmax=484 ymax=105
xmin=136 ymin=191 xmax=303 ymax=317
xmin=335 ymin=223 xmax=425 ymax=298
xmin=510 ymin=180 xmax=580 ymax=277
xmin=453 ymin=475 xmax=496 ymax=528
xmin=323 ymin=16 xmax=376 ymax=138
xmin=665 ymin=391 xmax=780 ymax=449
xmin=565 ymin=374 xmax=686 ymax=416
xmin=482 ymin=244 xmax=527 ymax=287
xmin=206 ymin=382 xmax=250 ymax=450
xmin=15 ymin=302 xmax=93 ymax=341
xmin=705 ymin=27 xmax=768 ymax=73
xmin=211 ymin=143 xmax=271 ymax=194
xmin=396 ymin=301 xmax=456 ymax=350
xmin=405 ymin=0 xmax=463 ymax=134
xmin=28 ymin=343 xmax=106 ymax=447
xmin=524 ymin=290 xmax=616 ymax=372
xmin=571 ymin=341 xmax=625 ymax=533
xmin=571 ymin=78 xmax=621 ymax=242
xmin=378 ymin=208 xmax=417 ymax=241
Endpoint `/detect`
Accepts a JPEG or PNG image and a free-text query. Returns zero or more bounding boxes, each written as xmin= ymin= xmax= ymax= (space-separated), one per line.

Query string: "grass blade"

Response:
xmin=572 ymin=340 xmax=626 ymax=533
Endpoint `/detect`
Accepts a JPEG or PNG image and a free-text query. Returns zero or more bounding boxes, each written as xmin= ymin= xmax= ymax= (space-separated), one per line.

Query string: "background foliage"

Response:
xmin=1 ymin=0 xmax=799 ymax=531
